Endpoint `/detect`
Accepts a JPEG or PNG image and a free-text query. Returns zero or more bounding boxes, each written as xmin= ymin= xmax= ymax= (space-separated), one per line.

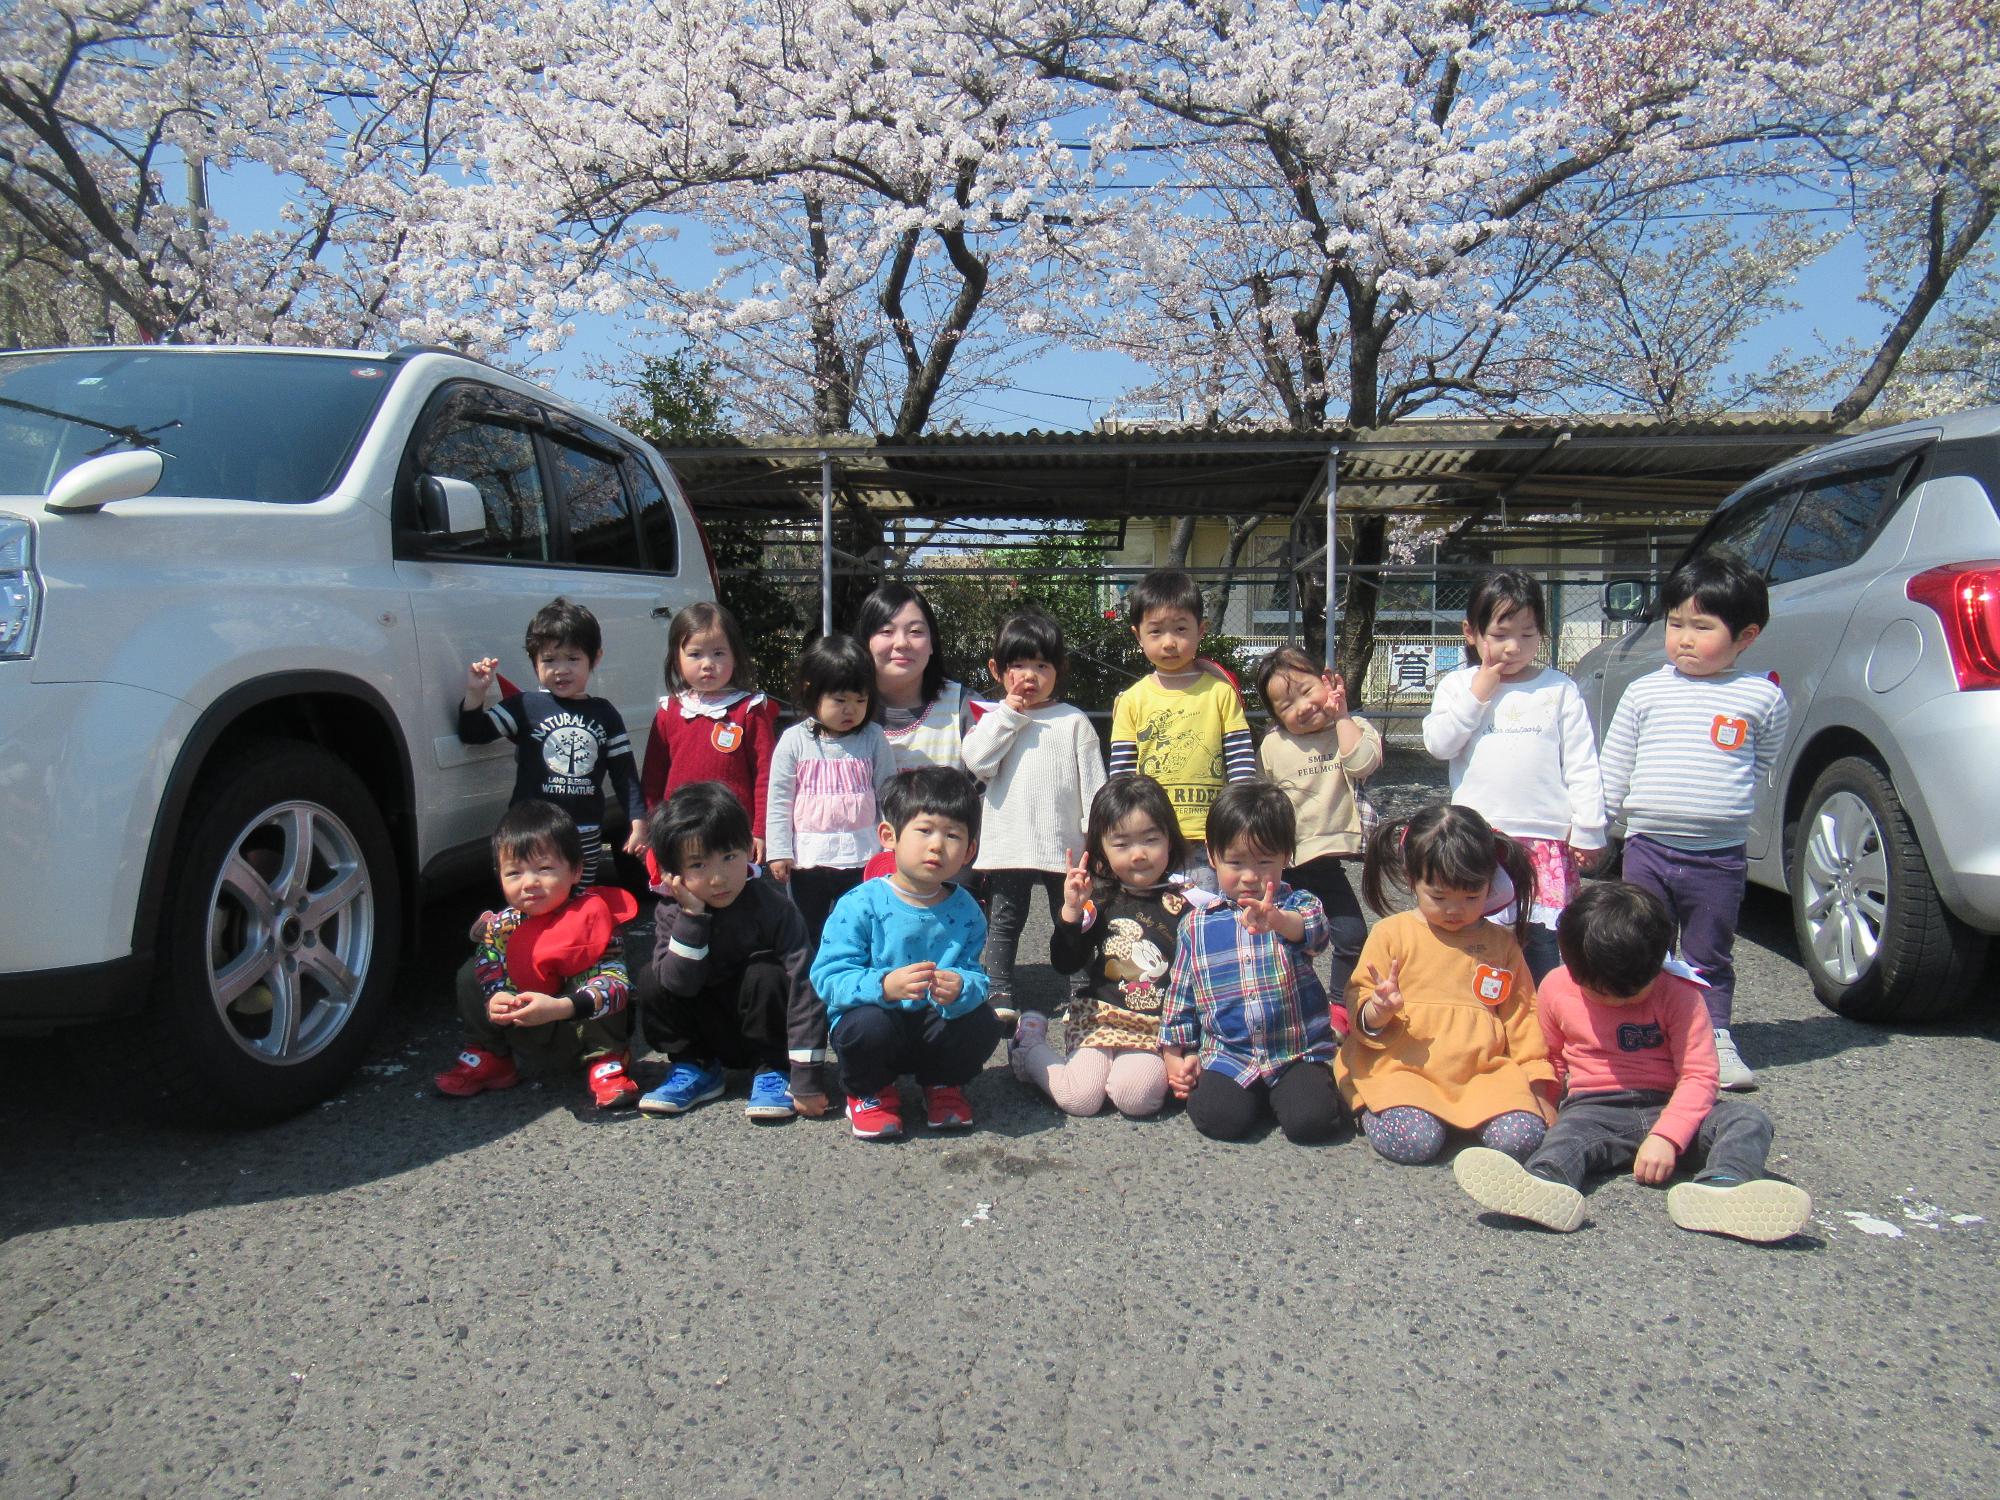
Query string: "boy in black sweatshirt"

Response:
xmin=634 ymin=782 xmax=828 ymax=1121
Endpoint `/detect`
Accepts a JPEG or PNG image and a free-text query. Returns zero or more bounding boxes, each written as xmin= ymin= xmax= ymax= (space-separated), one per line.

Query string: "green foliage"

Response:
xmin=613 ymin=354 xmax=803 ymax=698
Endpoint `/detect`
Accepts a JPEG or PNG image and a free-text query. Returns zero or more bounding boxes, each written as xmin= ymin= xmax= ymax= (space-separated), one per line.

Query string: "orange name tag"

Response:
xmin=712 ymin=721 xmax=743 ymax=753
xmin=1710 ymin=715 xmax=1749 ymax=751
xmin=1473 ymin=964 xmax=1513 ymax=1007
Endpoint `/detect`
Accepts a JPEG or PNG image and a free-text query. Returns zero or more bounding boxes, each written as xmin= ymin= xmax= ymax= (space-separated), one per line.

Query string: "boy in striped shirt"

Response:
xmin=1109 ymin=569 xmax=1257 ymax=890
xmin=1597 ymin=554 xmax=1790 ymax=1092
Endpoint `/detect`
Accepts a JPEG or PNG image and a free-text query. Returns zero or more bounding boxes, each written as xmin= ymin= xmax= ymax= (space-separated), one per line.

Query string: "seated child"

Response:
xmin=634 ymin=782 xmax=829 ymax=1122
xmin=811 ymin=766 xmax=1003 ymax=1140
xmin=1452 ymin=881 xmax=1812 ymax=1241
xmin=434 ymin=800 xmax=640 ymax=1109
xmin=1013 ymin=776 xmax=1186 ymax=1118
xmin=1254 ymin=645 xmax=1383 ymax=1020
xmin=1160 ymin=781 xmax=1345 ymax=1144
xmin=1338 ymin=804 xmax=1555 ymax=1163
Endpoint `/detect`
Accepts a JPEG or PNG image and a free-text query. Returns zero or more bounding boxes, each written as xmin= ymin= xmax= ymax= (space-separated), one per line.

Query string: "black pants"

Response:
xmin=1285 ymin=855 xmax=1368 ymax=1002
xmin=829 ymin=1003 xmax=1004 ymax=1098
xmin=790 ymin=865 xmax=863 ymax=937
xmin=646 ymin=956 xmax=791 ymax=1072
xmin=982 ymin=868 xmax=1064 ymax=1010
xmin=1529 ymin=1089 xmax=1775 ymax=1187
xmin=1186 ymin=1060 xmax=1346 ymax=1144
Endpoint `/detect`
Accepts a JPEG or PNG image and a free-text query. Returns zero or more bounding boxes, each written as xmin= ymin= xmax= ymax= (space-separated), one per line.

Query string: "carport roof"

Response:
xmin=657 ymin=413 xmax=1848 ymax=538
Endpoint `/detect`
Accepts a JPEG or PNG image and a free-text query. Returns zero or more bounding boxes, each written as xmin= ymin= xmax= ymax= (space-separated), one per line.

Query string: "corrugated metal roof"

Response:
xmin=658 ymin=413 xmax=1849 ymax=527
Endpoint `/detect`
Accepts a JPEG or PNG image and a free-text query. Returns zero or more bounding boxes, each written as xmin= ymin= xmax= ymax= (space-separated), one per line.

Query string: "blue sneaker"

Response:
xmin=744 ymin=1069 xmax=796 ymax=1121
xmin=638 ymin=1060 xmax=725 ymax=1116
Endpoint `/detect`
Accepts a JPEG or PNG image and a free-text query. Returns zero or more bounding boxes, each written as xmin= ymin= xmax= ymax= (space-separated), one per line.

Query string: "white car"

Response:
xmin=1578 ymin=405 xmax=2000 ymax=1022
xmin=0 ymin=345 xmax=713 ymax=1118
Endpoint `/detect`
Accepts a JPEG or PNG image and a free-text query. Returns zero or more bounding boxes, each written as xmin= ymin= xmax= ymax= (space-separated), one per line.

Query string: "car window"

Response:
xmin=410 ymin=389 xmax=551 ymax=562
xmin=1767 ymin=463 xmax=1908 ymax=586
xmin=629 ymin=457 xmax=681 ymax=574
xmin=1690 ymin=483 xmax=1796 ymax=575
xmin=551 ymin=439 xmax=638 ymax=568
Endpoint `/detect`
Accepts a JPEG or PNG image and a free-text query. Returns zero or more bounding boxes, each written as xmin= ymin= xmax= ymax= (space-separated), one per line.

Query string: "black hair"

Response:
xmin=1557 ymin=882 xmax=1675 ymax=998
xmin=877 ymin=765 xmax=981 ymax=843
xmin=1253 ymin=644 xmax=1326 ymax=719
xmin=492 ymin=799 xmax=584 ymax=872
xmin=1661 ymin=551 xmax=1770 ymax=637
xmin=1204 ymin=780 xmax=1296 ymax=862
xmin=1083 ymin=775 xmax=1187 ymax=891
xmin=991 ymin=608 xmax=1068 ymax=690
xmin=524 ymin=597 xmax=602 ymax=664
xmin=645 ymin=781 xmax=753 ymax=874
xmin=1125 ymin=568 xmax=1204 ymax=628
xmin=1361 ymin=802 xmax=1537 ymax=947
xmin=795 ymin=633 xmax=876 ymax=727
xmin=664 ymin=600 xmax=755 ymax=693
xmin=852 ymin=581 xmax=946 ymax=704
xmin=1464 ymin=569 xmax=1548 ymax=652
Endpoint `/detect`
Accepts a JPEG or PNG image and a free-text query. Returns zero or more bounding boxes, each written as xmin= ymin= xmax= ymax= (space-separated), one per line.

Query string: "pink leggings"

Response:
xmin=1019 ymin=1043 xmax=1167 ymax=1118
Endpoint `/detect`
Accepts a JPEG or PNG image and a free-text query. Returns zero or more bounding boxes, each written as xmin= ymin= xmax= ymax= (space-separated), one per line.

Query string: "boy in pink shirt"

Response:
xmin=1452 ymin=882 xmax=1810 ymax=1242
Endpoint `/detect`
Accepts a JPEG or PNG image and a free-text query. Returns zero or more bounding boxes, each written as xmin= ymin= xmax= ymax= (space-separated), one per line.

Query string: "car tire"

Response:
xmin=146 ymin=741 xmax=402 ymax=1121
xmin=1791 ymin=755 xmax=1987 ymax=1023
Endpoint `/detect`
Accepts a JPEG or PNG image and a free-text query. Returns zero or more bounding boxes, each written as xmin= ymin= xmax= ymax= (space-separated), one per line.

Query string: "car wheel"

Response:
xmin=1791 ymin=755 xmax=1986 ymax=1023
xmin=147 ymin=741 xmax=402 ymax=1121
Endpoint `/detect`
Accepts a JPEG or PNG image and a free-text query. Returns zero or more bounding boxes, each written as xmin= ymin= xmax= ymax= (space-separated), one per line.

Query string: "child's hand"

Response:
xmin=463 ymin=657 xmax=498 ymax=707
xmin=883 ymin=961 xmax=938 ymax=1002
xmin=752 ymin=836 xmax=765 ymax=863
xmin=1324 ymin=671 xmax=1350 ymax=719
xmin=486 ymin=990 xmax=524 ymax=1025
xmin=622 ymin=825 xmax=649 ymax=857
xmin=1163 ymin=1048 xmax=1200 ymax=1098
xmin=767 ymin=858 xmax=794 ymax=884
xmin=1059 ymin=848 xmax=1091 ymax=923
xmin=1361 ymin=957 xmax=1406 ymax=1030
xmin=507 ymin=991 xmax=575 ymax=1027
xmin=790 ymin=1090 xmax=829 ymax=1119
xmin=931 ymin=968 xmax=964 ymax=1005
xmin=1633 ymin=1133 xmax=1678 ymax=1186
xmin=662 ymin=873 xmax=706 ymax=914
xmin=1469 ymin=660 xmax=1506 ymax=703
xmin=1236 ymin=880 xmax=1282 ymax=935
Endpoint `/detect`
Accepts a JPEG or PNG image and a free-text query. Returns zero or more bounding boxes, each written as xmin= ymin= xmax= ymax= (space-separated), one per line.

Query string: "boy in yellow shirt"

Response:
xmin=1108 ymin=569 xmax=1256 ymax=890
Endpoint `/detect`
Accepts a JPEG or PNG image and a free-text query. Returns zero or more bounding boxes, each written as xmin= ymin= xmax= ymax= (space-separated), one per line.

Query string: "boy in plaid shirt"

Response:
xmin=1160 ymin=781 xmax=1346 ymax=1144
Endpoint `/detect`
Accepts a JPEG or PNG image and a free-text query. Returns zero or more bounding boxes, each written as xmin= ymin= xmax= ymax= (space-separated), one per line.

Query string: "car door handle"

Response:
xmin=651 ymin=605 xmax=675 ymax=619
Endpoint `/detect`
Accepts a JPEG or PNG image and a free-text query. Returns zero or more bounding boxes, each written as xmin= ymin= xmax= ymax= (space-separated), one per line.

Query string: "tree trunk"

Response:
xmin=1333 ymin=513 xmax=1387 ymax=693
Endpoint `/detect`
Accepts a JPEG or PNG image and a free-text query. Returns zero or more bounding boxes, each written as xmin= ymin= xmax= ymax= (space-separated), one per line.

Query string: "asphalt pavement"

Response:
xmin=3 ymin=756 xmax=1997 ymax=1498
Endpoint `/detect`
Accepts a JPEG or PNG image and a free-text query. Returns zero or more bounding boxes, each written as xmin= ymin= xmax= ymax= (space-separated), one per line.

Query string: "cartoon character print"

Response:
xmin=1099 ymin=917 xmax=1169 ymax=1017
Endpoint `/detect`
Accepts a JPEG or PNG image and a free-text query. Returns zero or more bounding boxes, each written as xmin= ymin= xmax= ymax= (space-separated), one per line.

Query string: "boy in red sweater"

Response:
xmin=1453 ymin=882 xmax=1810 ymax=1241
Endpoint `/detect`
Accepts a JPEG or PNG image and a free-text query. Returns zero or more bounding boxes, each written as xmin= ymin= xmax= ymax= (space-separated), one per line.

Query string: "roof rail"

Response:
xmin=388 ymin=343 xmax=503 ymax=371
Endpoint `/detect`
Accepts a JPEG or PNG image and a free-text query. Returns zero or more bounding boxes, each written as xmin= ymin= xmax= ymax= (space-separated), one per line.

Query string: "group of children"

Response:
xmin=432 ymin=556 xmax=1812 ymax=1244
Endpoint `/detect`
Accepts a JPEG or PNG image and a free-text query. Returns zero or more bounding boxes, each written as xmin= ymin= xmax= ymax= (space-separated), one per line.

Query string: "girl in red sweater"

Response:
xmin=639 ymin=602 xmax=779 ymax=858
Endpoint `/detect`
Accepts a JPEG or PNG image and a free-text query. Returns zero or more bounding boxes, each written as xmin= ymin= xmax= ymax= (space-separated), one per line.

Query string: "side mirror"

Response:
xmin=45 ymin=449 xmax=165 ymax=514
xmin=417 ymin=475 xmax=486 ymax=538
xmin=1603 ymin=577 xmax=1650 ymax=622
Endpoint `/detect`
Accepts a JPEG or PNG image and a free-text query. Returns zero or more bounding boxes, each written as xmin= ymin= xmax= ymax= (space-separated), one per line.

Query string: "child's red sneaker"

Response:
xmin=922 ymin=1084 xmax=974 ymax=1130
xmin=586 ymin=1054 xmax=640 ymax=1110
xmin=435 ymin=1048 xmax=519 ymax=1097
xmin=846 ymin=1090 xmax=905 ymax=1140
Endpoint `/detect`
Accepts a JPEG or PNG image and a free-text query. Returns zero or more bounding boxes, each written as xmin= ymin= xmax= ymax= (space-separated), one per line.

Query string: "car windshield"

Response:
xmin=0 ymin=349 xmax=396 ymax=504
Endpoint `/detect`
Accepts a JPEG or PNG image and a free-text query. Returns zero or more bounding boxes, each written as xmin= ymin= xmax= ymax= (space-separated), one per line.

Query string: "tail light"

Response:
xmin=1907 ymin=563 xmax=2000 ymax=689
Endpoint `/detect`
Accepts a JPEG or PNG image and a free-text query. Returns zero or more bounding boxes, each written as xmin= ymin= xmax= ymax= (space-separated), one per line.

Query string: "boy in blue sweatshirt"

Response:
xmin=811 ymin=767 xmax=1002 ymax=1139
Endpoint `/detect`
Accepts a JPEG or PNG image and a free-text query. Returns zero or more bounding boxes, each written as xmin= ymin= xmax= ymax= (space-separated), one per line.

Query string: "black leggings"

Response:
xmin=1186 ymin=1060 xmax=1346 ymax=1144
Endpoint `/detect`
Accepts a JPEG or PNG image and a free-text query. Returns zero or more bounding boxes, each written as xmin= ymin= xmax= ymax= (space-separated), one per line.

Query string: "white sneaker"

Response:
xmin=1667 ymin=1178 xmax=1811 ymax=1242
xmin=1712 ymin=1027 xmax=1757 ymax=1091
xmin=1008 ymin=1012 xmax=1049 ymax=1083
xmin=1452 ymin=1146 xmax=1585 ymax=1232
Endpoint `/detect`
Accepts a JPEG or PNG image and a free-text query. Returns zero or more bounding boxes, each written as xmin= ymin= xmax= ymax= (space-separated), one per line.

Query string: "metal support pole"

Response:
xmin=818 ymin=452 xmax=833 ymax=638
xmin=1324 ymin=446 xmax=1339 ymax=672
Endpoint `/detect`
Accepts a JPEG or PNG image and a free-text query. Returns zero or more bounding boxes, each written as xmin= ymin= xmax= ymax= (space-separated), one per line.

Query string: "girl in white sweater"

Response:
xmin=1421 ymin=570 xmax=1606 ymax=980
xmin=961 ymin=609 xmax=1107 ymax=1028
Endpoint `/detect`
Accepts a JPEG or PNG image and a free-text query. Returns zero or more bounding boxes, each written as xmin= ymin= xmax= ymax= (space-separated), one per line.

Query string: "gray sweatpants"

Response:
xmin=1528 ymin=1088 xmax=1776 ymax=1187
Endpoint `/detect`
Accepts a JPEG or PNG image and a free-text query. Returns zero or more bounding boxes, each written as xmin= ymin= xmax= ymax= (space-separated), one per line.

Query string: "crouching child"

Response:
xmin=435 ymin=801 xmax=641 ymax=1109
xmin=635 ymin=782 xmax=829 ymax=1121
xmin=1453 ymin=881 xmax=1811 ymax=1241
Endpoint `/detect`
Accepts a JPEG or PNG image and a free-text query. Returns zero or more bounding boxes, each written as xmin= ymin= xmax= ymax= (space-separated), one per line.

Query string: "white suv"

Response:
xmin=0 ymin=345 xmax=713 ymax=1119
